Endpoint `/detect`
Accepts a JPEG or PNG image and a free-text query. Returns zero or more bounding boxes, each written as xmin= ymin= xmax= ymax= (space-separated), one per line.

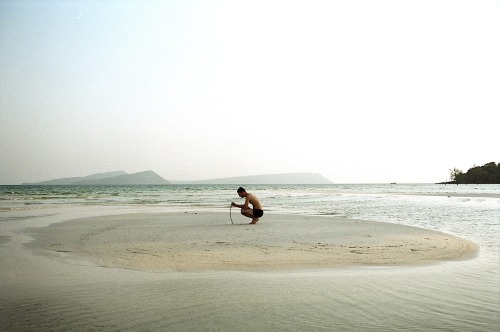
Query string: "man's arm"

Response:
xmin=231 ymin=196 xmax=250 ymax=209
xmin=243 ymin=196 xmax=250 ymax=209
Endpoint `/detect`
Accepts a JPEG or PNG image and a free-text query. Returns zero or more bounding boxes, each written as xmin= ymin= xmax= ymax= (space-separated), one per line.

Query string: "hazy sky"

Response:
xmin=1 ymin=0 xmax=499 ymax=184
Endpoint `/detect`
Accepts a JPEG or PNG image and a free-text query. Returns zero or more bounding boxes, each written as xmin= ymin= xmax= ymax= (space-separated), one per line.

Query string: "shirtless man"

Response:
xmin=231 ymin=187 xmax=264 ymax=224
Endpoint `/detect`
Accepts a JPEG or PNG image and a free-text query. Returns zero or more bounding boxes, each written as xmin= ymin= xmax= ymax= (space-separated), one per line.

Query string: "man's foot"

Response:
xmin=249 ymin=218 xmax=259 ymax=224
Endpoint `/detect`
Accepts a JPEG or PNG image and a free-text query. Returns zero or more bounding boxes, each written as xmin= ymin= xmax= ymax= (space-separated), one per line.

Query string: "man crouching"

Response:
xmin=231 ymin=187 xmax=264 ymax=224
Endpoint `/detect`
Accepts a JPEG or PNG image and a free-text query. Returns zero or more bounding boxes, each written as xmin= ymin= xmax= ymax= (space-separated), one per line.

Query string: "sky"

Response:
xmin=1 ymin=0 xmax=499 ymax=184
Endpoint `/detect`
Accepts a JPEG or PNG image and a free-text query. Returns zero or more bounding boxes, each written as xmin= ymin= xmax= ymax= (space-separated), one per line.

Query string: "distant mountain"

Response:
xmin=24 ymin=171 xmax=127 ymax=185
xmin=25 ymin=171 xmax=331 ymax=185
xmin=25 ymin=171 xmax=170 ymax=185
xmin=73 ymin=171 xmax=170 ymax=185
xmin=172 ymin=172 xmax=333 ymax=185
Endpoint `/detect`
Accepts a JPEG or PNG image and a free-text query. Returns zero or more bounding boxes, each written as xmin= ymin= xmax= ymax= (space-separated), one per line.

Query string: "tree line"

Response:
xmin=448 ymin=162 xmax=500 ymax=184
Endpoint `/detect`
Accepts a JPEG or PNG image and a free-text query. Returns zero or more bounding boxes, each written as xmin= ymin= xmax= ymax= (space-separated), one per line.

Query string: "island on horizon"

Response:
xmin=22 ymin=171 xmax=333 ymax=186
xmin=439 ymin=162 xmax=499 ymax=185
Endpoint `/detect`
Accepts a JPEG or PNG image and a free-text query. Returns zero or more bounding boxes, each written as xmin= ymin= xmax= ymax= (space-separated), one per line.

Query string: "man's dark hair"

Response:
xmin=237 ymin=187 xmax=246 ymax=193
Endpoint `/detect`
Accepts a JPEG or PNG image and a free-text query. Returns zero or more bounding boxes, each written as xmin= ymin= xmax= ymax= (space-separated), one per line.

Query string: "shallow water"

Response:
xmin=0 ymin=184 xmax=498 ymax=331
xmin=1 ymin=261 xmax=497 ymax=331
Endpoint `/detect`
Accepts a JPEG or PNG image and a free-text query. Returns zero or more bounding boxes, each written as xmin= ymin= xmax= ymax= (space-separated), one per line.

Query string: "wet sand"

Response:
xmin=1 ymin=208 xmax=491 ymax=331
xmin=26 ymin=211 xmax=477 ymax=271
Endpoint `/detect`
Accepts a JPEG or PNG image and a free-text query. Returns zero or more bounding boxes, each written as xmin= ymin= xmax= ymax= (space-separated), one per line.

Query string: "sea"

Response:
xmin=0 ymin=184 xmax=499 ymax=331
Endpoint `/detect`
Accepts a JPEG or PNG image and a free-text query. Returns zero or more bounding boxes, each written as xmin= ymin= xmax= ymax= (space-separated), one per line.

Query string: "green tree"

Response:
xmin=454 ymin=162 xmax=500 ymax=184
xmin=449 ymin=168 xmax=463 ymax=182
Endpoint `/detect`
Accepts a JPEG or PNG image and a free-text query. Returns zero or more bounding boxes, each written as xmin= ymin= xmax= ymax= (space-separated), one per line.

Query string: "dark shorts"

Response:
xmin=253 ymin=209 xmax=264 ymax=218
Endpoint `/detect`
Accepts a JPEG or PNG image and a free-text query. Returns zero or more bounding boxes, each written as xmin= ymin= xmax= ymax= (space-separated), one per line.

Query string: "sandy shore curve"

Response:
xmin=27 ymin=212 xmax=478 ymax=271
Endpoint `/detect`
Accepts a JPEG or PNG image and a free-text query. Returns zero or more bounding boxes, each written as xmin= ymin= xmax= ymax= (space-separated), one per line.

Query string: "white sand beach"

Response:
xmin=25 ymin=210 xmax=477 ymax=272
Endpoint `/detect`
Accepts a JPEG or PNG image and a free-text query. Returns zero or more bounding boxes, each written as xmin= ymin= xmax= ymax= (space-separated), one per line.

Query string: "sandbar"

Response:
xmin=27 ymin=212 xmax=478 ymax=272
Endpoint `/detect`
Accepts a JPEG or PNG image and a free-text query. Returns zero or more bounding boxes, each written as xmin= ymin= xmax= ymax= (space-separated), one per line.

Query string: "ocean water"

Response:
xmin=0 ymin=184 xmax=499 ymax=331
xmin=1 ymin=184 xmax=498 ymax=255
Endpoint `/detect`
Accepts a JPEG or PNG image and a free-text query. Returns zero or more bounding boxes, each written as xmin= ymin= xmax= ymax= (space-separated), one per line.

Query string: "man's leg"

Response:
xmin=241 ymin=208 xmax=259 ymax=224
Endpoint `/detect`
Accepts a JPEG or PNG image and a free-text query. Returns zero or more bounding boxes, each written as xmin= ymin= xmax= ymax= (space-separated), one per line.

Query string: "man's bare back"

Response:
xmin=246 ymin=194 xmax=262 ymax=210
